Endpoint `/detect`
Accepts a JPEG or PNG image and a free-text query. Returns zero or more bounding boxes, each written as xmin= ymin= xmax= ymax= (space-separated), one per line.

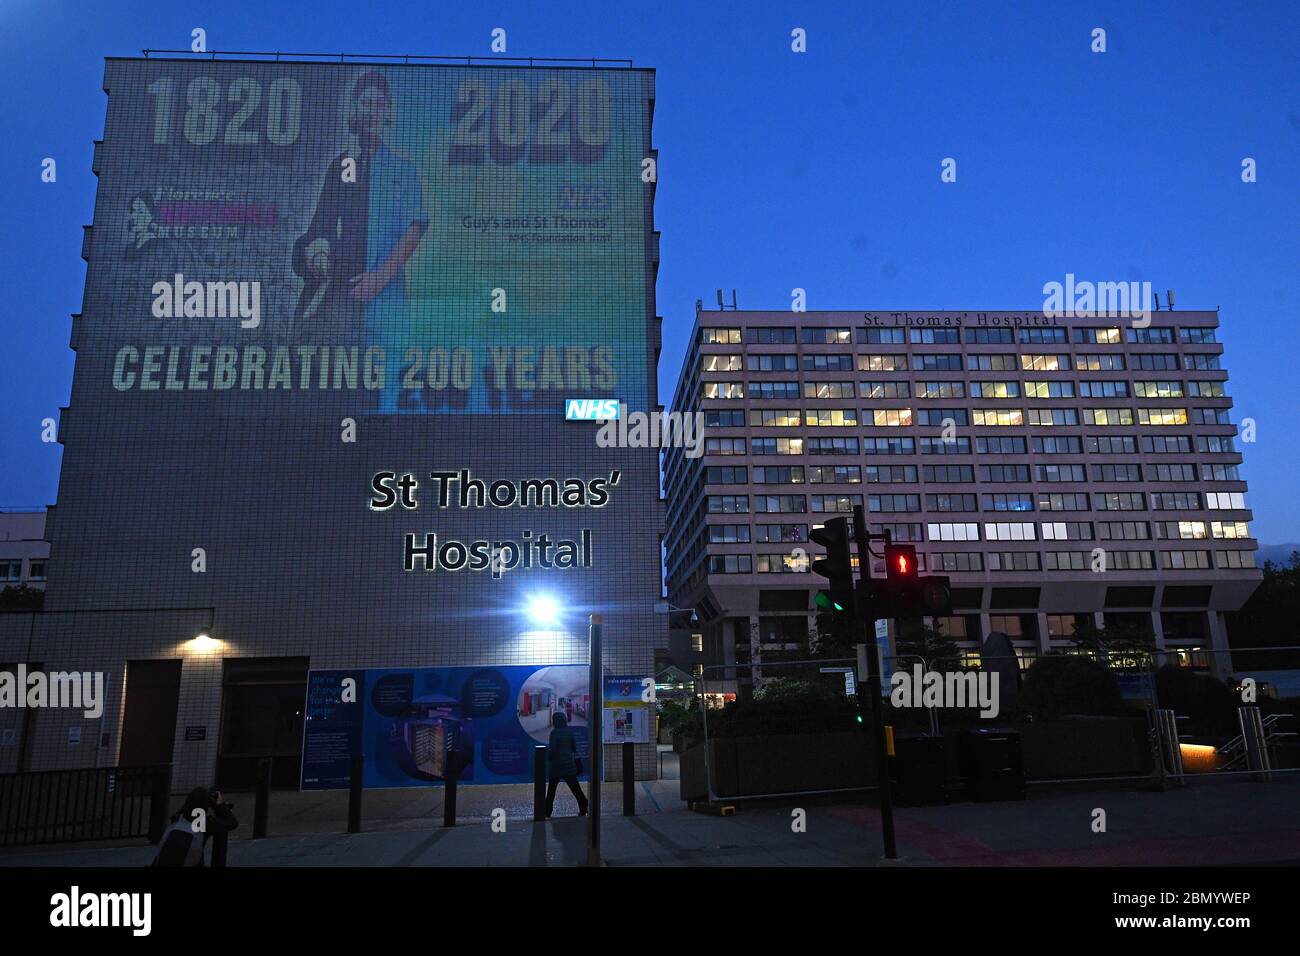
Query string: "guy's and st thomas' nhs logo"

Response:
xmin=565 ymin=398 xmax=621 ymax=420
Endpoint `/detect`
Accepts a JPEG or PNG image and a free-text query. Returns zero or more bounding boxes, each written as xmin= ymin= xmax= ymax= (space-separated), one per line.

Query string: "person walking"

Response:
xmin=545 ymin=712 xmax=589 ymax=818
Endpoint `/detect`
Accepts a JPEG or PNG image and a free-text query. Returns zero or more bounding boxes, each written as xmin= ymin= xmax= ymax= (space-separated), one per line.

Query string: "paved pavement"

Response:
xmin=2 ymin=772 xmax=1297 ymax=867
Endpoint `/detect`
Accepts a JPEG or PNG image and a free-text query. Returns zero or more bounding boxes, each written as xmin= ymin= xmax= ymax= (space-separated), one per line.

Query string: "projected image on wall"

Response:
xmin=390 ymin=693 xmax=475 ymax=782
xmin=517 ymin=666 xmax=589 ymax=743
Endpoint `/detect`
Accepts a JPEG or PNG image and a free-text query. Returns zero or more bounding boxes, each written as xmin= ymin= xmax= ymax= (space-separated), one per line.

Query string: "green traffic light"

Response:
xmin=814 ymin=591 xmax=845 ymax=612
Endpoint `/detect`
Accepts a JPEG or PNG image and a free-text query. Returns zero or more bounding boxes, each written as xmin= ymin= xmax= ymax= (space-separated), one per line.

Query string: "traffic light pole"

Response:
xmin=851 ymin=505 xmax=897 ymax=860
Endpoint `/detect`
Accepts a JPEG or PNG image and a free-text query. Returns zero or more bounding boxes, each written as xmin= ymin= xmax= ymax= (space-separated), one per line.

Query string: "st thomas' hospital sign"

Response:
xmin=864 ymin=312 xmax=1064 ymax=328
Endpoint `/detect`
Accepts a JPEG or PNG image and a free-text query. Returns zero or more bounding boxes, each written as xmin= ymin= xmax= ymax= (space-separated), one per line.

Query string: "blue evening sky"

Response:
xmin=1 ymin=0 xmax=1297 ymax=541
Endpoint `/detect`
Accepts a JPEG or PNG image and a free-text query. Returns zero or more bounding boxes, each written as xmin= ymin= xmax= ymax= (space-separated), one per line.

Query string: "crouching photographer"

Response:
xmin=151 ymin=786 xmax=239 ymax=867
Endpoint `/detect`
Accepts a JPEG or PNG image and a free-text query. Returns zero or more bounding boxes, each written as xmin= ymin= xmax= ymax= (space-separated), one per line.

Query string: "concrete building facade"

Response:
xmin=0 ymin=56 xmax=663 ymax=789
xmin=663 ymin=308 xmax=1261 ymax=685
xmin=0 ymin=511 xmax=48 ymax=595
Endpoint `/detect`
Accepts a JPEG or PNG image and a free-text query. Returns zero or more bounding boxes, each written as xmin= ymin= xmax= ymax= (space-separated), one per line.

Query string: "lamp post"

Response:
xmin=587 ymin=613 xmax=603 ymax=867
xmin=522 ymin=594 xmax=603 ymax=864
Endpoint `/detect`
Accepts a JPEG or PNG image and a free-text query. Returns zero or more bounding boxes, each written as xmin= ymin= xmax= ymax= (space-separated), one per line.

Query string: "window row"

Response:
xmin=705 ymin=462 xmax=1241 ymax=484
xmin=705 ymin=548 xmax=1255 ymax=574
xmin=712 ymin=434 xmax=1238 ymax=456
xmin=700 ymin=326 xmax=1218 ymax=346
xmin=705 ymin=491 xmax=1249 ymax=515
xmin=705 ymin=407 xmax=1232 ymax=428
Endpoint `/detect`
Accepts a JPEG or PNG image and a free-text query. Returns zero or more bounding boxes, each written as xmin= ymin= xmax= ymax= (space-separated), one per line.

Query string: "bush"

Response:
xmin=754 ymin=677 xmax=841 ymax=706
xmin=1155 ymin=666 xmax=1238 ymax=737
xmin=1019 ymin=655 xmax=1123 ymax=720
xmin=0 ymin=585 xmax=44 ymax=610
xmin=657 ymin=699 xmax=689 ymax=732
xmin=707 ymin=678 xmax=859 ymax=739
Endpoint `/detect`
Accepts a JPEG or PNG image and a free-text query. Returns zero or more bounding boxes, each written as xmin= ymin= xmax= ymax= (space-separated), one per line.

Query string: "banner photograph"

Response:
xmin=301 ymin=664 xmax=591 ymax=789
xmin=99 ymin=60 xmax=651 ymax=416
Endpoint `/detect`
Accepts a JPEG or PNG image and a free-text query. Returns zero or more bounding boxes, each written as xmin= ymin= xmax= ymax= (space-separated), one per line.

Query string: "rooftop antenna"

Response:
xmin=695 ymin=298 xmax=703 ymax=314
xmin=1153 ymin=292 xmax=1162 ymax=311
xmin=716 ymin=289 xmax=724 ymax=309
xmin=1166 ymin=289 xmax=1176 ymax=310
xmin=714 ymin=289 xmax=738 ymax=311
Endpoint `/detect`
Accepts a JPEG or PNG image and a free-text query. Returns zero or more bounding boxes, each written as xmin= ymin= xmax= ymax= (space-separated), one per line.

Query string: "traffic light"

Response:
xmin=882 ymin=544 xmax=953 ymax=618
xmin=918 ymin=575 xmax=954 ymax=617
xmin=856 ymin=578 xmax=892 ymax=622
xmin=885 ymin=544 xmax=917 ymax=582
xmin=810 ymin=517 xmax=856 ymax=619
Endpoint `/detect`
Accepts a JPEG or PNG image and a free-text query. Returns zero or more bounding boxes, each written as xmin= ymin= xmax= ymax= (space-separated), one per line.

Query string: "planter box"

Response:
xmin=679 ymin=719 xmax=1153 ymax=801
xmin=1019 ymin=717 xmax=1153 ymax=778
xmin=680 ymin=732 xmax=876 ymax=801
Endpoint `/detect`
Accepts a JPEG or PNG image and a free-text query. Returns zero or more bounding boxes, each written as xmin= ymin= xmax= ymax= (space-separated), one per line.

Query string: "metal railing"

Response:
xmin=0 ymin=764 xmax=171 ymax=847
xmin=683 ymin=644 xmax=1300 ymax=802
xmin=693 ymin=658 xmax=866 ymax=804
xmin=1217 ymin=713 xmax=1296 ymax=768
xmin=138 ymin=49 xmax=636 ymax=68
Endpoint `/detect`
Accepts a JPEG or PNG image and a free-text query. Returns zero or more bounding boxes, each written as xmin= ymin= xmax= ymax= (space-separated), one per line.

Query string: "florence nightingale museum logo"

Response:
xmin=124 ymin=187 xmax=281 ymax=257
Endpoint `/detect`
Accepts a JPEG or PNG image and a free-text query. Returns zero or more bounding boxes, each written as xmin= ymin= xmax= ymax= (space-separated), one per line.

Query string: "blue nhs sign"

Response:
xmin=565 ymin=399 xmax=621 ymax=421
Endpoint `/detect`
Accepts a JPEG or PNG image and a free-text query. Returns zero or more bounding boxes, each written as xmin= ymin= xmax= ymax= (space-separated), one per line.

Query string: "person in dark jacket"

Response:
xmin=154 ymin=786 xmax=239 ymax=866
xmin=545 ymin=712 xmax=589 ymax=818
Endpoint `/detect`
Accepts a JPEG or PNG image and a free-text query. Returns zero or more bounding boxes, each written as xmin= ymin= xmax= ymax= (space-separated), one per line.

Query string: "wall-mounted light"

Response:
xmin=525 ymin=595 xmax=561 ymax=627
xmin=187 ymin=633 xmax=222 ymax=652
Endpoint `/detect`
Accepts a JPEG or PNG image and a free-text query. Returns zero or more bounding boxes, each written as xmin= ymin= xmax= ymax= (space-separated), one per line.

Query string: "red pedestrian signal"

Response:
xmin=885 ymin=544 xmax=917 ymax=583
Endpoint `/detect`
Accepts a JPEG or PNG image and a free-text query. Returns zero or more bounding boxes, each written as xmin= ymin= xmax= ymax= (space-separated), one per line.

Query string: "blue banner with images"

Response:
xmin=300 ymin=664 xmax=590 ymax=789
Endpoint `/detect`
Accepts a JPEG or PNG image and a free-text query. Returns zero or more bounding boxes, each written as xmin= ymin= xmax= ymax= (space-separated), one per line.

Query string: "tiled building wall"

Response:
xmin=17 ymin=59 xmax=664 ymax=791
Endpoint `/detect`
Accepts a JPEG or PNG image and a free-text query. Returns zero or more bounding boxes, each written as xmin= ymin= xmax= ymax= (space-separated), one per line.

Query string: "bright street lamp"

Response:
xmin=525 ymin=594 xmax=561 ymax=627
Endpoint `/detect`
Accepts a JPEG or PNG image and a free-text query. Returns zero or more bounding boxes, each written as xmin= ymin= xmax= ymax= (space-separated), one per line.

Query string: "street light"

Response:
xmin=187 ymin=633 xmax=221 ymax=652
xmin=653 ymin=600 xmax=698 ymax=624
xmin=525 ymin=594 xmax=561 ymax=627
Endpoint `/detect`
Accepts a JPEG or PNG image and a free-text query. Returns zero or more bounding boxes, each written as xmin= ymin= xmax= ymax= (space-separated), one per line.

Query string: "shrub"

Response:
xmin=1155 ymin=665 xmax=1238 ymax=737
xmin=1019 ymin=655 xmax=1123 ymax=720
xmin=707 ymin=678 xmax=859 ymax=739
xmin=0 ymin=585 xmax=44 ymax=610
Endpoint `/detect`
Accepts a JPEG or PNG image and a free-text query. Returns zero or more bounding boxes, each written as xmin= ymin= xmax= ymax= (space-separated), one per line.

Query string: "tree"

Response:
xmin=1019 ymin=655 xmax=1124 ymax=720
xmin=1070 ymin=618 xmax=1155 ymax=667
xmin=0 ymin=585 xmax=44 ymax=610
xmin=1227 ymin=552 xmax=1300 ymax=651
xmin=894 ymin=624 xmax=962 ymax=668
xmin=1154 ymin=665 xmax=1238 ymax=737
xmin=808 ymin=610 xmax=856 ymax=659
xmin=754 ymin=677 xmax=841 ymax=705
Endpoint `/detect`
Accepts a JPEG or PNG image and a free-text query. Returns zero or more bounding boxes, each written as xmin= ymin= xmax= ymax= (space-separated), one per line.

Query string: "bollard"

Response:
xmin=443 ymin=761 xmax=458 ymax=828
xmin=533 ymin=745 xmax=547 ymax=822
xmin=1152 ymin=708 xmax=1184 ymax=787
xmin=252 ymin=757 xmax=271 ymax=839
xmin=147 ymin=765 xmax=172 ymax=844
xmin=1238 ymin=706 xmax=1272 ymax=783
xmin=622 ymin=743 xmax=635 ymax=816
xmin=347 ymin=754 xmax=363 ymax=834
xmin=210 ymin=823 xmax=229 ymax=868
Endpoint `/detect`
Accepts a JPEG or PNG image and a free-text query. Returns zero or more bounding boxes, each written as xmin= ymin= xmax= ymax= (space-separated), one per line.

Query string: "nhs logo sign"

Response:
xmin=565 ymin=398 xmax=621 ymax=421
